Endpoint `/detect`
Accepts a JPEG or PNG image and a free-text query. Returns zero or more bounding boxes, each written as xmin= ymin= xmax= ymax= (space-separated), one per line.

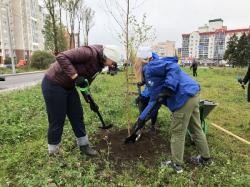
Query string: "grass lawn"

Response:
xmin=0 ymin=67 xmax=249 ymax=186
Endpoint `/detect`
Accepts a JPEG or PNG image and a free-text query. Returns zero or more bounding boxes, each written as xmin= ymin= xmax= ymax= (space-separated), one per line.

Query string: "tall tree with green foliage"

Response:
xmin=224 ymin=34 xmax=238 ymax=67
xmin=236 ymin=33 xmax=248 ymax=67
xmin=43 ymin=15 xmax=68 ymax=53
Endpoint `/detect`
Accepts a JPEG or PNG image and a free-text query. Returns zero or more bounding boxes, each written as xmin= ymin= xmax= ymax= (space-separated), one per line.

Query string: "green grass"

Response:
xmin=0 ymin=67 xmax=250 ymax=186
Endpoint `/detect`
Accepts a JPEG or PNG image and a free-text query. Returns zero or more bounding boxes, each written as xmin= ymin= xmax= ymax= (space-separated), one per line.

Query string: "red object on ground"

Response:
xmin=16 ymin=59 xmax=26 ymax=68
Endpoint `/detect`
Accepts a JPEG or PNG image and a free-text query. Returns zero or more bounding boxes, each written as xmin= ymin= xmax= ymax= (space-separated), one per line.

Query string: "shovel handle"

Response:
xmin=84 ymin=92 xmax=108 ymax=128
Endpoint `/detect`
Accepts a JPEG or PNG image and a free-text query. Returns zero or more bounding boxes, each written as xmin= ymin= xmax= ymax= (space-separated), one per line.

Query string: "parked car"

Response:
xmin=0 ymin=75 xmax=5 ymax=81
xmin=0 ymin=64 xmax=12 ymax=68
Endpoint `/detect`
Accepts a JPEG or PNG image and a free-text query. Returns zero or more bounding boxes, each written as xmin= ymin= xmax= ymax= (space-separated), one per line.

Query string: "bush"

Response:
xmin=4 ymin=57 xmax=12 ymax=64
xmin=30 ymin=51 xmax=55 ymax=69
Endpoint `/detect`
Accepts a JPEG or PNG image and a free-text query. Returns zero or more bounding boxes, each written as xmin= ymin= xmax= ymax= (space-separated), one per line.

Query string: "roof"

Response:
xmin=209 ymin=18 xmax=223 ymax=23
xmin=182 ymin=27 xmax=250 ymax=36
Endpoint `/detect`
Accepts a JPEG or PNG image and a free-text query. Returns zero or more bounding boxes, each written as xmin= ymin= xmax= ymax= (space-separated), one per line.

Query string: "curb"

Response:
xmin=0 ymin=81 xmax=41 ymax=93
xmin=3 ymin=70 xmax=46 ymax=77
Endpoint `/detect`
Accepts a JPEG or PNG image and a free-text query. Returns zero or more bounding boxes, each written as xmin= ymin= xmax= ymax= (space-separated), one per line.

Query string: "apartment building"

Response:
xmin=0 ymin=0 xmax=45 ymax=64
xmin=153 ymin=40 xmax=176 ymax=57
xmin=181 ymin=19 xmax=250 ymax=62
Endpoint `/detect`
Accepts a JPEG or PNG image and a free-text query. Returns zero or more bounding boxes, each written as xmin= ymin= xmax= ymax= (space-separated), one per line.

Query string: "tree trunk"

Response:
xmin=78 ymin=20 xmax=81 ymax=47
xmin=52 ymin=17 xmax=59 ymax=54
xmin=125 ymin=0 xmax=131 ymax=134
xmin=86 ymin=30 xmax=89 ymax=45
xmin=70 ymin=33 xmax=75 ymax=49
xmin=50 ymin=2 xmax=58 ymax=55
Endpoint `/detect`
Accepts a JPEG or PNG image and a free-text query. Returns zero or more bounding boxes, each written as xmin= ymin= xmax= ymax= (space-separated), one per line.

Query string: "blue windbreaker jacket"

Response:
xmin=138 ymin=57 xmax=200 ymax=120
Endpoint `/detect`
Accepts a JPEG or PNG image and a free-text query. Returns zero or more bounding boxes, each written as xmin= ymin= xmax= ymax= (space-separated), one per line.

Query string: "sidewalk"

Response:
xmin=0 ymin=71 xmax=45 ymax=93
xmin=0 ymin=80 xmax=41 ymax=93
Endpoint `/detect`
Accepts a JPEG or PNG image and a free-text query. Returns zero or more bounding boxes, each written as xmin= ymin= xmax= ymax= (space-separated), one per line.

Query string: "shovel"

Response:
xmin=79 ymin=89 xmax=113 ymax=130
xmin=237 ymin=77 xmax=245 ymax=89
xmin=78 ymin=79 xmax=113 ymax=130
xmin=125 ymin=101 xmax=160 ymax=144
xmin=85 ymin=93 xmax=113 ymax=129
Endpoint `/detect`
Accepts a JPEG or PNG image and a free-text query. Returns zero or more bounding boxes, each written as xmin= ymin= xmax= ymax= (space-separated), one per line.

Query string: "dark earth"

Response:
xmin=94 ymin=128 xmax=171 ymax=164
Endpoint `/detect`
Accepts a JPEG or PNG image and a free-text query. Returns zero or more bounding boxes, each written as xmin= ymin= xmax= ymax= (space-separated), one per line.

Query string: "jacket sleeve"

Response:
xmin=164 ymin=63 xmax=180 ymax=92
xmin=138 ymin=100 xmax=160 ymax=121
xmin=56 ymin=46 xmax=95 ymax=79
xmin=243 ymin=64 xmax=250 ymax=84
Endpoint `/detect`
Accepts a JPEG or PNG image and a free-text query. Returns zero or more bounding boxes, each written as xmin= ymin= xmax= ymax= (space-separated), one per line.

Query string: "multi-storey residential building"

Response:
xmin=152 ymin=40 xmax=176 ymax=57
xmin=0 ymin=0 xmax=45 ymax=64
xmin=188 ymin=31 xmax=199 ymax=58
xmin=181 ymin=19 xmax=250 ymax=62
xmin=181 ymin=34 xmax=189 ymax=58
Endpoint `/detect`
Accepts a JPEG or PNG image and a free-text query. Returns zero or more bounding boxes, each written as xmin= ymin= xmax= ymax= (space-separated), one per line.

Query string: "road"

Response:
xmin=0 ymin=72 xmax=45 ymax=92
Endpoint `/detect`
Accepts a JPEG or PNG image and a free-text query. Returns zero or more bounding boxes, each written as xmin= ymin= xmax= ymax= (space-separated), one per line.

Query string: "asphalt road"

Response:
xmin=0 ymin=72 xmax=45 ymax=92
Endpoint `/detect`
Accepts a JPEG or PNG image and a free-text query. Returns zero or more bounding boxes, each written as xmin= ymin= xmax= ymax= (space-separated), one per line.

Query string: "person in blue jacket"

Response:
xmin=135 ymin=51 xmax=160 ymax=131
xmin=127 ymin=49 xmax=212 ymax=174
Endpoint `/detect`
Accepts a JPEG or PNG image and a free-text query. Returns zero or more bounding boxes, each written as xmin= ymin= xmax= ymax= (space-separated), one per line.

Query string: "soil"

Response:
xmin=94 ymin=128 xmax=171 ymax=164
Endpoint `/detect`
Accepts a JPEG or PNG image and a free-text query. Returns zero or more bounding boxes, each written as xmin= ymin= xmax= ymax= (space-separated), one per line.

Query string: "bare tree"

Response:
xmin=81 ymin=7 xmax=95 ymax=45
xmin=103 ymin=0 xmax=131 ymax=132
xmin=64 ymin=0 xmax=82 ymax=49
xmin=129 ymin=14 xmax=156 ymax=61
xmin=76 ymin=1 xmax=84 ymax=47
xmin=103 ymin=0 xmax=130 ymax=58
xmin=57 ymin=0 xmax=66 ymax=26
xmin=103 ymin=0 xmax=155 ymax=133
xmin=103 ymin=0 xmax=152 ymax=60
xmin=43 ymin=0 xmax=59 ymax=54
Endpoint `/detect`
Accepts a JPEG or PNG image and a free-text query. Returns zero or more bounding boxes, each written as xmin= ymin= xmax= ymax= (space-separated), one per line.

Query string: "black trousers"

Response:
xmin=42 ymin=76 xmax=86 ymax=145
xmin=192 ymin=68 xmax=197 ymax=77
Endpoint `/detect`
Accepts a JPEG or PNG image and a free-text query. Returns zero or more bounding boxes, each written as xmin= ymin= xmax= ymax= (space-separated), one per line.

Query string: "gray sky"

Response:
xmin=84 ymin=0 xmax=250 ymax=48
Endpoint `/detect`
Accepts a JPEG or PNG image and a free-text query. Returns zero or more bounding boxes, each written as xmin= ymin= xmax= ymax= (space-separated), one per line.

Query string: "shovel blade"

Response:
xmin=124 ymin=134 xmax=137 ymax=144
xmin=99 ymin=124 xmax=113 ymax=130
xmin=124 ymin=131 xmax=142 ymax=144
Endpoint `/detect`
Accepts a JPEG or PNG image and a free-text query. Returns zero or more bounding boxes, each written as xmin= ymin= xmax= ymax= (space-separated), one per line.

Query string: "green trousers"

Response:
xmin=170 ymin=93 xmax=210 ymax=165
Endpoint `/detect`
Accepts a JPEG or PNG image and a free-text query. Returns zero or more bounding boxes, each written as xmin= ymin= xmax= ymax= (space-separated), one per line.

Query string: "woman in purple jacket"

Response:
xmin=42 ymin=45 xmax=122 ymax=156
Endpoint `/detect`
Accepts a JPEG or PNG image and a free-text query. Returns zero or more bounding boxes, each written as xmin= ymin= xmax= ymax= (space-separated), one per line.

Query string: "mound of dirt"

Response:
xmin=94 ymin=129 xmax=170 ymax=164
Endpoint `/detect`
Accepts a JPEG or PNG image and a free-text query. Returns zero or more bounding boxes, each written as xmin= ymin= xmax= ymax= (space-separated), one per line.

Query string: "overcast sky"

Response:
xmin=83 ymin=0 xmax=250 ymax=48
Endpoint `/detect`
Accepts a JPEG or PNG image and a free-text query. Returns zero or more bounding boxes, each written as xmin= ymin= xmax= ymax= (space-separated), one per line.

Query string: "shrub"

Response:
xmin=4 ymin=57 xmax=12 ymax=64
xmin=30 ymin=51 xmax=55 ymax=69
